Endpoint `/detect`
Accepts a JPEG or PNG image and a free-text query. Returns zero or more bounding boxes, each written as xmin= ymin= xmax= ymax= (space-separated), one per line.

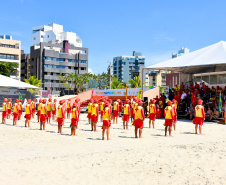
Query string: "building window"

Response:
xmin=47 ymin=35 xmax=49 ymax=38
xmin=33 ymin=37 xmax=36 ymax=40
xmin=41 ymin=35 xmax=43 ymax=38
xmin=5 ymin=35 xmax=10 ymax=39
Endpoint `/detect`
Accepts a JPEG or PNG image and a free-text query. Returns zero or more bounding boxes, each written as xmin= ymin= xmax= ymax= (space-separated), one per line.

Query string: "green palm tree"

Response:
xmin=24 ymin=75 xmax=43 ymax=95
xmin=128 ymin=76 xmax=146 ymax=88
xmin=111 ymin=76 xmax=125 ymax=89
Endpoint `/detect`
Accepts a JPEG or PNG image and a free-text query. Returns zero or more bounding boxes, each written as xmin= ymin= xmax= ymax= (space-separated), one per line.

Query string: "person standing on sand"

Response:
xmin=7 ymin=98 xmax=12 ymax=119
xmin=52 ymin=99 xmax=57 ymax=121
xmin=193 ymin=99 xmax=205 ymax=134
xmin=122 ymin=99 xmax=130 ymax=130
xmin=113 ymin=99 xmax=120 ymax=124
xmin=134 ymin=100 xmax=145 ymax=138
xmin=46 ymin=98 xmax=52 ymax=124
xmin=71 ymin=102 xmax=79 ymax=136
xmin=18 ymin=99 xmax=23 ymax=120
xmin=25 ymin=99 xmax=32 ymax=127
xmin=99 ymin=98 xmax=105 ymax=122
xmin=91 ymin=99 xmax=99 ymax=131
xmin=67 ymin=99 xmax=71 ymax=119
xmin=164 ymin=101 xmax=174 ymax=137
xmin=31 ymin=99 xmax=36 ymax=119
xmin=148 ymin=99 xmax=156 ymax=128
xmin=172 ymin=99 xmax=178 ymax=131
xmin=102 ymin=101 xmax=111 ymax=140
xmin=2 ymin=98 xmax=8 ymax=124
xmin=13 ymin=99 xmax=19 ymax=126
xmin=57 ymin=100 xmax=65 ymax=133
xmin=37 ymin=99 xmax=42 ymax=122
xmin=40 ymin=99 xmax=47 ymax=130
xmin=87 ymin=99 xmax=93 ymax=124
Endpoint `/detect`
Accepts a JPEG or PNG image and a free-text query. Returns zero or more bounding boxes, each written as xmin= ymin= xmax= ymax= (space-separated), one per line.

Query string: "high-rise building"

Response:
xmin=32 ymin=23 xmax=82 ymax=47
xmin=172 ymin=47 xmax=189 ymax=58
xmin=21 ymin=23 xmax=88 ymax=96
xmin=0 ymin=35 xmax=21 ymax=80
xmin=110 ymin=51 xmax=145 ymax=83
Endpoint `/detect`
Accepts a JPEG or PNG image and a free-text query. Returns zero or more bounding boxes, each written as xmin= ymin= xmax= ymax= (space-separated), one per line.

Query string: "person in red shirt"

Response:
xmin=18 ymin=99 xmax=23 ymax=120
xmin=2 ymin=98 xmax=8 ymax=124
xmin=40 ymin=99 xmax=47 ymax=130
xmin=102 ymin=101 xmax=111 ymax=140
xmin=164 ymin=101 xmax=174 ymax=137
xmin=191 ymin=93 xmax=197 ymax=107
xmin=67 ymin=99 xmax=71 ymax=119
xmin=52 ymin=99 xmax=57 ymax=121
xmin=134 ymin=100 xmax=145 ymax=138
xmin=99 ymin=98 xmax=105 ymax=122
xmin=149 ymin=99 xmax=156 ymax=128
xmin=91 ymin=99 xmax=99 ymax=131
xmin=71 ymin=102 xmax=79 ymax=136
xmin=25 ymin=99 xmax=32 ymax=127
xmin=7 ymin=98 xmax=12 ymax=119
xmin=57 ymin=100 xmax=65 ymax=133
xmin=193 ymin=99 xmax=205 ymax=134
xmin=13 ymin=99 xmax=19 ymax=126
xmin=118 ymin=99 xmax=123 ymax=117
xmin=46 ymin=98 xmax=52 ymax=124
xmin=113 ymin=99 xmax=120 ymax=124
xmin=31 ymin=99 xmax=36 ymax=119
xmin=122 ymin=99 xmax=130 ymax=130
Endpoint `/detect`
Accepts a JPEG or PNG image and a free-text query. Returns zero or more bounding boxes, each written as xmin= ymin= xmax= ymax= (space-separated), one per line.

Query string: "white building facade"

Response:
xmin=32 ymin=23 xmax=82 ymax=47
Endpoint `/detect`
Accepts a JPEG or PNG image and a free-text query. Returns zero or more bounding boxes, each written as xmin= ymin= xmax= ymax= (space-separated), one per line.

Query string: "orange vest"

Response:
xmin=67 ymin=102 xmax=71 ymax=109
xmin=88 ymin=103 xmax=92 ymax=113
xmin=134 ymin=106 xmax=143 ymax=120
xmin=57 ymin=105 xmax=63 ymax=118
xmin=103 ymin=107 xmax=110 ymax=120
xmin=149 ymin=104 xmax=155 ymax=113
xmin=100 ymin=102 xmax=104 ymax=111
xmin=52 ymin=103 xmax=56 ymax=111
xmin=165 ymin=106 xmax=173 ymax=119
xmin=2 ymin=103 xmax=7 ymax=111
xmin=26 ymin=104 xmax=31 ymax=114
xmin=38 ymin=103 xmax=42 ymax=111
xmin=113 ymin=102 xmax=118 ymax=111
xmin=41 ymin=104 xmax=46 ymax=114
xmin=124 ymin=104 xmax=129 ymax=115
xmin=32 ymin=102 xmax=35 ymax=109
xmin=195 ymin=105 xmax=204 ymax=118
xmin=71 ymin=107 xmax=78 ymax=119
xmin=8 ymin=102 xmax=12 ymax=109
xmin=13 ymin=103 xmax=18 ymax=113
xmin=133 ymin=103 xmax=138 ymax=112
xmin=19 ymin=102 xmax=22 ymax=110
xmin=47 ymin=102 xmax=51 ymax=111
xmin=91 ymin=104 xmax=98 ymax=116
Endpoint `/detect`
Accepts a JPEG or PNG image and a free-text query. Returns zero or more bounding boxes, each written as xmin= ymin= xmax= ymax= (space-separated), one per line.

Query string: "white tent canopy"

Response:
xmin=0 ymin=75 xmax=39 ymax=89
xmin=146 ymin=41 xmax=226 ymax=74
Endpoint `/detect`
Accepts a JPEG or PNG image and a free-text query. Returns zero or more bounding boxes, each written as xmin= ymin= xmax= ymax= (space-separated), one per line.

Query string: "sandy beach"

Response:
xmin=0 ymin=114 xmax=226 ymax=185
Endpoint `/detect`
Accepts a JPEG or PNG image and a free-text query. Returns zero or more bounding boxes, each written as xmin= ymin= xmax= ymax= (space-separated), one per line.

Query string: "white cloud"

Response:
xmin=88 ymin=68 xmax=93 ymax=74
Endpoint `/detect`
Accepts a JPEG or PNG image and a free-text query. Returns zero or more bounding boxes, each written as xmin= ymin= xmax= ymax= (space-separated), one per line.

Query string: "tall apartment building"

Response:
xmin=0 ymin=35 xmax=21 ymax=80
xmin=21 ymin=23 xmax=88 ymax=95
xmin=32 ymin=23 xmax=82 ymax=47
xmin=21 ymin=53 xmax=30 ymax=81
xmin=147 ymin=70 xmax=167 ymax=87
xmin=110 ymin=51 xmax=145 ymax=83
xmin=172 ymin=47 xmax=189 ymax=58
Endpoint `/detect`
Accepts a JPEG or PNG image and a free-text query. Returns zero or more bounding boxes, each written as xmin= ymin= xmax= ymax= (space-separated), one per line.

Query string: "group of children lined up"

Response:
xmin=1 ymin=96 xmax=205 ymax=140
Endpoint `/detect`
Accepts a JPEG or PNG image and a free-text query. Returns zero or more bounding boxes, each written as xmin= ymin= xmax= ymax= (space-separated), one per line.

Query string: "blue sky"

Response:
xmin=1 ymin=0 xmax=226 ymax=74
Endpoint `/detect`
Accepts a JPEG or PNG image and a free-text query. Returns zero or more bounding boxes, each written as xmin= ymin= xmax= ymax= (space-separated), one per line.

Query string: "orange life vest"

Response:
xmin=134 ymin=106 xmax=143 ymax=120
xmin=103 ymin=107 xmax=110 ymax=120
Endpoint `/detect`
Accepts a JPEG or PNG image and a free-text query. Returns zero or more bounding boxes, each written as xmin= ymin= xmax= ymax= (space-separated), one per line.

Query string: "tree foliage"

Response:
xmin=128 ymin=76 xmax=145 ymax=88
xmin=0 ymin=62 xmax=19 ymax=77
xmin=24 ymin=75 xmax=43 ymax=95
xmin=111 ymin=76 xmax=125 ymax=89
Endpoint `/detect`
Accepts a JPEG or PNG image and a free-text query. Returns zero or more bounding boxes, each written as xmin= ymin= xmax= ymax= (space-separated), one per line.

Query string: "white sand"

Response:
xmin=0 ymin=114 xmax=226 ymax=185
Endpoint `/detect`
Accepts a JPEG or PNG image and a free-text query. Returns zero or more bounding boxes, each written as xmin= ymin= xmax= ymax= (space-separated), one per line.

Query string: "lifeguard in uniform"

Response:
xmin=91 ymin=99 xmax=99 ymax=131
xmin=134 ymin=100 xmax=145 ymax=138
xmin=2 ymin=98 xmax=8 ymax=124
xmin=122 ymin=99 xmax=130 ymax=130
xmin=52 ymin=99 xmax=57 ymax=121
xmin=149 ymin=99 xmax=156 ymax=128
xmin=25 ymin=99 xmax=32 ymax=127
xmin=46 ymin=98 xmax=52 ymax=124
xmin=102 ymin=101 xmax=111 ymax=140
xmin=113 ymin=99 xmax=120 ymax=124
xmin=57 ymin=100 xmax=65 ymax=133
xmin=164 ymin=101 xmax=174 ymax=136
xmin=193 ymin=99 xmax=205 ymax=134
xmin=13 ymin=99 xmax=19 ymax=126
xmin=7 ymin=98 xmax=12 ymax=119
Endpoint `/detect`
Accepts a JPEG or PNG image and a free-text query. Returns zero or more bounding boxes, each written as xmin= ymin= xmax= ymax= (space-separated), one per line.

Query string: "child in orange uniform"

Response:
xmin=102 ymin=101 xmax=111 ymax=140
xmin=46 ymin=98 xmax=52 ymax=124
xmin=37 ymin=99 xmax=42 ymax=122
xmin=2 ymin=98 xmax=8 ymax=124
xmin=31 ymin=99 xmax=36 ymax=119
xmin=40 ymin=99 xmax=47 ymax=130
xmin=52 ymin=99 xmax=57 ymax=121
xmin=7 ymin=98 xmax=12 ymax=119
xmin=67 ymin=99 xmax=71 ymax=119
xmin=113 ymin=99 xmax=120 ymax=124
xmin=193 ymin=99 xmax=205 ymax=134
xmin=149 ymin=99 xmax=156 ymax=128
xmin=18 ymin=99 xmax=23 ymax=120
xmin=123 ymin=99 xmax=130 ymax=130
xmin=87 ymin=99 xmax=93 ymax=124
xmin=71 ymin=102 xmax=79 ymax=135
xmin=164 ymin=101 xmax=174 ymax=136
xmin=25 ymin=99 xmax=32 ymax=127
xmin=91 ymin=99 xmax=99 ymax=131
xmin=134 ymin=100 xmax=145 ymax=138
xmin=13 ymin=99 xmax=19 ymax=126
xmin=57 ymin=100 xmax=65 ymax=133
xmin=172 ymin=99 xmax=177 ymax=130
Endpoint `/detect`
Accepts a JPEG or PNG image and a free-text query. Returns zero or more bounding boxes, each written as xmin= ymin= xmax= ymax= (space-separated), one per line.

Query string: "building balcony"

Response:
xmin=44 ymin=59 xmax=76 ymax=67
xmin=44 ymin=67 xmax=75 ymax=74
xmin=0 ymin=58 xmax=19 ymax=63
xmin=44 ymin=82 xmax=75 ymax=88
xmin=44 ymin=75 xmax=61 ymax=80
